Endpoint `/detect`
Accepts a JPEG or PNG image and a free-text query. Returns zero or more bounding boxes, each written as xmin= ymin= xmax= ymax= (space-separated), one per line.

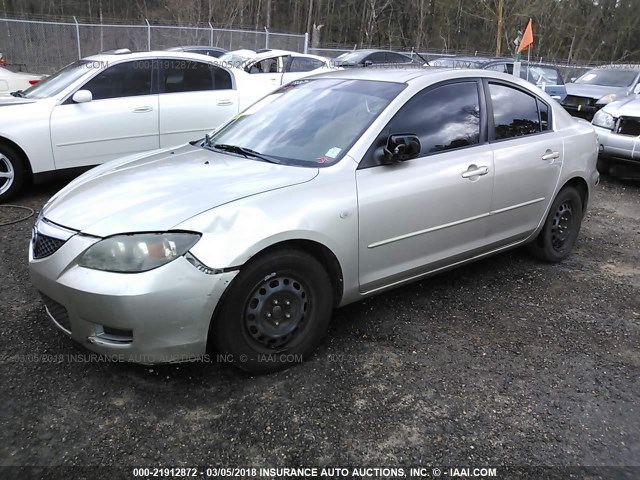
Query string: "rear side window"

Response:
xmin=83 ymin=61 xmax=152 ymax=100
xmin=388 ymin=81 xmax=481 ymax=155
xmin=489 ymin=83 xmax=543 ymax=139
xmin=367 ymin=52 xmax=387 ymax=64
xmin=538 ymin=99 xmax=550 ymax=131
xmin=386 ymin=53 xmax=410 ymax=64
xmin=159 ymin=60 xmax=231 ymax=93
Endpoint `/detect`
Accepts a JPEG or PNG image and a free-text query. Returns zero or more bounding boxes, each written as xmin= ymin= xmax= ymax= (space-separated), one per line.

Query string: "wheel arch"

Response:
xmin=245 ymin=239 xmax=345 ymax=307
xmin=0 ymin=136 xmax=32 ymax=177
xmin=560 ymin=176 xmax=589 ymax=215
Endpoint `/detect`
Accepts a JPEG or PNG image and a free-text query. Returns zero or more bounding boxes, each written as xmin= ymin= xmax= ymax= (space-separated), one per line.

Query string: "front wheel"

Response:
xmin=0 ymin=144 xmax=26 ymax=203
xmin=210 ymin=248 xmax=334 ymax=374
xmin=529 ymin=186 xmax=583 ymax=263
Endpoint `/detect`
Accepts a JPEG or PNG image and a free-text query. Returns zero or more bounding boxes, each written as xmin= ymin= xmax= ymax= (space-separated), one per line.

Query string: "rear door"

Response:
xmin=484 ymin=80 xmax=563 ymax=244
xmin=50 ymin=59 xmax=159 ymax=169
xmin=158 ymin=58 xmax=238 ymax=148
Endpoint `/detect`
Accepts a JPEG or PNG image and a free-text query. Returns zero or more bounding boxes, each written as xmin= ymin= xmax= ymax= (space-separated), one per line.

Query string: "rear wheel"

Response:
xmin=210 ymin=248 xmax=333 ymax=374
xmin=529 ymin=187 xmax=583 ymax=263
xmin=0 ymin=144 xmax=26 ymax=203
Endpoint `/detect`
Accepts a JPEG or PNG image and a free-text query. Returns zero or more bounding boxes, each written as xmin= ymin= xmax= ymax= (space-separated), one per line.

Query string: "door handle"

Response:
xmin=542 ymin=150 xmax=560 ymax=161
xmin=133 ymin=106 xmax=153 ymax=113
xmin=461 ymin=166 xmax=489 ymax=178
xmin=216 ymin=99 xmax=234 ymax=106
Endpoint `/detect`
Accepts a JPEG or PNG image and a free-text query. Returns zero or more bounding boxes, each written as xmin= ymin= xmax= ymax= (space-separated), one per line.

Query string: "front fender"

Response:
xmin=177 ymin=167 xmax=360 ymax=305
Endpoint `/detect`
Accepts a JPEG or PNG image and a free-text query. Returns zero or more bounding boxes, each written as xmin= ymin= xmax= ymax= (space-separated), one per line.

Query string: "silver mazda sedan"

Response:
xmin=29 ymin=68 xmax=599 ymax=373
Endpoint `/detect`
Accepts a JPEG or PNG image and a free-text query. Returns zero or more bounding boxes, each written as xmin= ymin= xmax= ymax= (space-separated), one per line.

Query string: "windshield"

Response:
xmin=575 ymin=68 xmax=638 ymax=87
xmin=207 ymin=78 xmax=405 ymax=166
xmin=22 ymin=60 xmax=91 ymax=98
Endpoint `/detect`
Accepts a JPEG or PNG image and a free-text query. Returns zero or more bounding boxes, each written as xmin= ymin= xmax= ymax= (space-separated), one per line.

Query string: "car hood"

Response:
xmin=565 ymin=83 xmax=629 ymax=100
xmin=43 ymin=144 xmax=319 ymax=237
xmin=602 ymin=96 xmax=640 ymax=117
xmin=0 ymin=94 xmax=39 ymax=105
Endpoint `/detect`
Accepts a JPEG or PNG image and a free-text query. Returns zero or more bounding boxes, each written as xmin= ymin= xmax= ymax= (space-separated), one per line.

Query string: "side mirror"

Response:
xmin=72 ymin=90 xmax=92 ymax=103
xmin=569 ymin=77 xmax=577 ymax=83
xmin=380 ymin=134 xmax=421 ymax=164
xmin=363 ymin=60 xmax=373 ymax=67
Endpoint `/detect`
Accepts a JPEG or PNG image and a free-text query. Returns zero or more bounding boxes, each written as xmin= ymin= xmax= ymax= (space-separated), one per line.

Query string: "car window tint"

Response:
xmin=489 ymin=83 xmax=541 ymax=139
xmin=368 ymin=52 xmax=386 ymax=64
xmin=389 ymin=81 xmax=480 ymax=155
xmin=289 ymin=57 xmax=319 ymax=72
xmin=83 ymin=60 xmax=152 ymax=100
xmin=387 ymin=53 xmax=409 ymax=64
xmin=159 ymin=60 xmax=231 ymax=93
xmin=538 ymin=99 xmax=550 ymax=131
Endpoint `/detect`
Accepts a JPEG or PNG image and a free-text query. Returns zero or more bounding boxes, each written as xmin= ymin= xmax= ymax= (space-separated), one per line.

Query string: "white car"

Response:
xmin=219 ymin=49 xmax=336 ymax=88
xmin=0 ymin=66 xmax=45 ymax=93
xmin=0 ymin=51 xmax=274 ymax=201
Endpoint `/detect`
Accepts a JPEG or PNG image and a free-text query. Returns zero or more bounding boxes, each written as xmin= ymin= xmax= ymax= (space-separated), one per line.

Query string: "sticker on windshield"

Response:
xmin=325 ymin=147 xmax=342 ymax=158
xmin=316 ymin=156 xmax=330 ymax=164
xmin=581 ymin=73 xmax=597 ymax=81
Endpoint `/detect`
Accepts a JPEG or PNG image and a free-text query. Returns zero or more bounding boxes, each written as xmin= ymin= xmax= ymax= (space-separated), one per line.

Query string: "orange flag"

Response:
xmin=517 ymin=19 xmax=534 ymax=53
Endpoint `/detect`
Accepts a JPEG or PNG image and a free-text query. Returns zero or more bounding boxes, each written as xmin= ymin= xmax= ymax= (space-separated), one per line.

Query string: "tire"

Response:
xmin=0 ymin=144 xmax=26 ymax=203
xmin=528 ymin=187 xmax=583 ymax=263
xmin=210 ymin=248 xmax=334 ymax=374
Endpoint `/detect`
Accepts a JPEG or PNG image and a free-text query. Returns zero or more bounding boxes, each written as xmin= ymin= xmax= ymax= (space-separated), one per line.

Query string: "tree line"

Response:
xmin=2 ymin=0 xmax=639 ymax=63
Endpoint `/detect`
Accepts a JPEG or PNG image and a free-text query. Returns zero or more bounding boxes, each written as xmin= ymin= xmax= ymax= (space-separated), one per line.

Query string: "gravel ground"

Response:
xmin=0 ymin=175 xmax=638 ymax=478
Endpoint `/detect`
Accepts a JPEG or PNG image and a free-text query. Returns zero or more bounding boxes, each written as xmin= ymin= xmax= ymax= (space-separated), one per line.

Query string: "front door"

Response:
xmin=356 ymin=80 xmax=495 ymax=293
xmin=50 ymin=59 xmax=159 ymax=169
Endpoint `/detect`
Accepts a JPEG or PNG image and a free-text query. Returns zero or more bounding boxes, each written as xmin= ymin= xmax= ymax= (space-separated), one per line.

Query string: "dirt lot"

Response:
xmin=0 ymin=175 xmax=638 ymax=477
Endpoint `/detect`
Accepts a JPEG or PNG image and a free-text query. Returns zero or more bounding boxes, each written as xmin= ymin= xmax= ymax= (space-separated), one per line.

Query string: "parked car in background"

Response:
xmin=165 ymin=45 xmax=227 ymax=58
xmin=562 ymin=66 xmax=640 ymax=120
xmin=428 ymin=55 xmax=502 ymax=69
xmin=428 ymin=56 xmax=567 ymax=101
xmin=0 ymin=66 xmax=45 ymax=94
xmin=217 ymin=49 xmax=335 ymax=88
xmin=0 ymin=50 xmax=273 ymax=201
xmin=334 ymin=49 xmax=417 ymax=68
xmin=29 ymin=68 xmax=598 ymax=373
xmin=0 ymin=51 xmax=6 ymax=66
xmin=482 ymin=60 xmax=567 ymax=101
xmin=592 ymin=95 xmax=640 ymax=176
xmin=241 ymin=49 xmax=335 ymax=87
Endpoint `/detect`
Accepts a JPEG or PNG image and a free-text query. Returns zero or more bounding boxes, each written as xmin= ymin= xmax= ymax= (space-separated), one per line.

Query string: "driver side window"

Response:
xmin=386 ymin=81 xmax=481 ymax=156
xmin=82 ymin=60 xmax=153 ymax=100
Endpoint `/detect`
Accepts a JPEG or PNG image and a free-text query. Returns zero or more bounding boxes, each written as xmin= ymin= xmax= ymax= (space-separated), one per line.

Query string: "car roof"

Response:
xmin=167 ymin=45 xmax=227 ymax=52
xmin=85 ymin=51 xmax=231 ymax=62
xmin=249 ymin=49 xmax=328 ymax=62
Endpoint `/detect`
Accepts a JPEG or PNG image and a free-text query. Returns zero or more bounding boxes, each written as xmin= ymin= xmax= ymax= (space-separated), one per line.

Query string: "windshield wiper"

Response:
xmin=210 ymin=143 xmax=281 ymax=164
xmin=10 ymin=90 xmax=25 ymax=97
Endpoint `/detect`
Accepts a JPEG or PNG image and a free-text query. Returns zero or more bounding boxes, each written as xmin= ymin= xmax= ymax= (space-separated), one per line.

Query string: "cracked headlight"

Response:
xmin=79 ymin=232 xmax=201 ymax=273
xmin=592 ymin=109 xmax=616 ymax=130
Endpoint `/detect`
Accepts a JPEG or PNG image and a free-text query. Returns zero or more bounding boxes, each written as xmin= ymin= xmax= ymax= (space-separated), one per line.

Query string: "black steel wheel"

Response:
xmin=210 ymin=248 xmax=333 ymax=374
xmin=529 ymin=186 xmax=583 ymax=263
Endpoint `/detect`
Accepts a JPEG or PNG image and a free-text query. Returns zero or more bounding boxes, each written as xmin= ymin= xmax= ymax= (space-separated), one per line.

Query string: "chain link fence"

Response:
xmin=0 ymin=17 xmax=307 ymax=73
